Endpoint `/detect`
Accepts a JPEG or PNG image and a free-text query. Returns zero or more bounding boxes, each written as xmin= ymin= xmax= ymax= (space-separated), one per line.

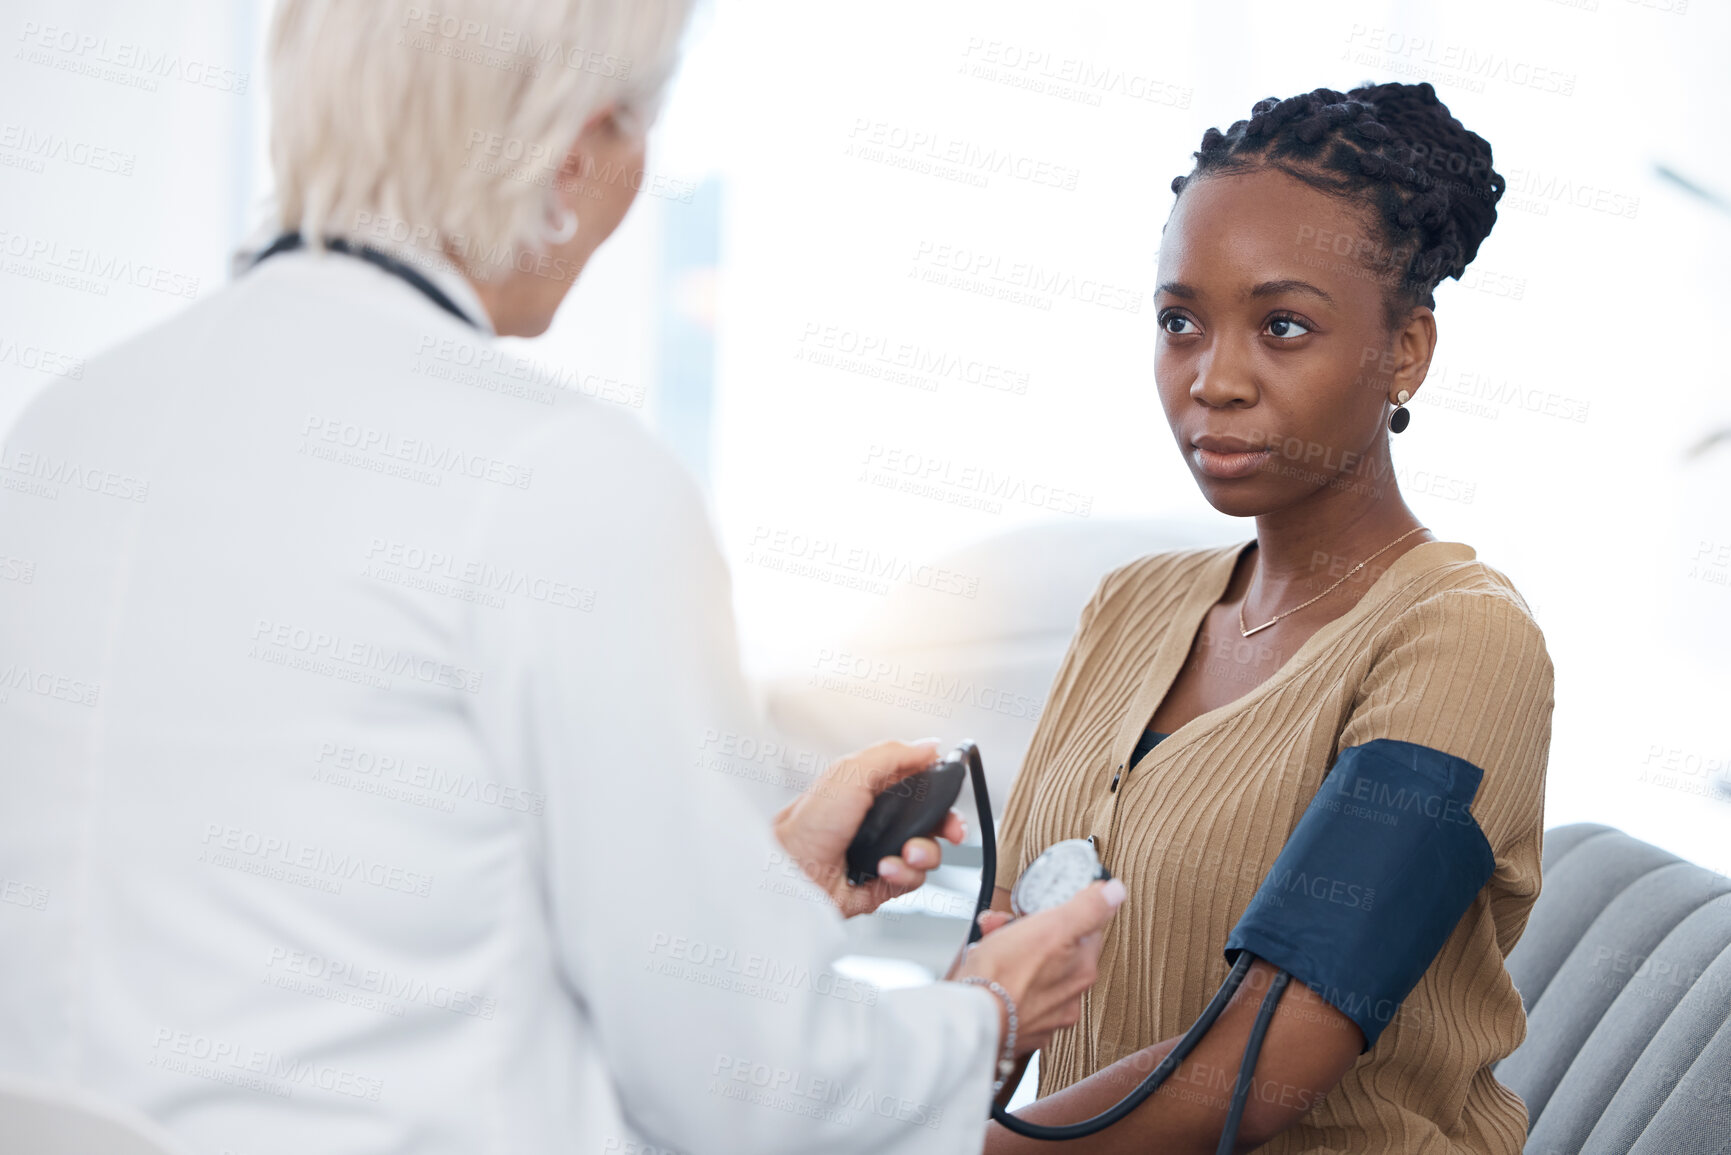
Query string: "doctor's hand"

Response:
xmin=771 ymin=739 xmax=967 ymax=919
xmin=950 ymin=879 xmax=1125 ymax=1059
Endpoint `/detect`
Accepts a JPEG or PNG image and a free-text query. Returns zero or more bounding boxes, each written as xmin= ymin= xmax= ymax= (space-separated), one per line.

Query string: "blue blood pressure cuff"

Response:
xmin=1223 ymin=738 xmax=1497 ymax=1051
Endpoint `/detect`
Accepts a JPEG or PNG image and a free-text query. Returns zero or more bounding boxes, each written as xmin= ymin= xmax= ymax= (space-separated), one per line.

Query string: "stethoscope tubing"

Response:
xmin=958 ymin=743 xmax=1283 ymax=1146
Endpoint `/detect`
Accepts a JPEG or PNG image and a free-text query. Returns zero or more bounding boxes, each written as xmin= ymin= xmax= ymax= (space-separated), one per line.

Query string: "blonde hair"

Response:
xmin=267 ymin=0 xmax=692 ymax=279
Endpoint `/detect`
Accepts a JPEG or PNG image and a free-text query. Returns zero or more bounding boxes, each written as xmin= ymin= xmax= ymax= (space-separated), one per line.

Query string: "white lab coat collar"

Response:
xmin=407 ymin=247 xmax=497 ymax=336
xmin=229 ymin=226 xmax=497 ymax=336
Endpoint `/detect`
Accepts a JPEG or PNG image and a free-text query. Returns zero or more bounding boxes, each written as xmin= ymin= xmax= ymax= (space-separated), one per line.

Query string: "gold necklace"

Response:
xmin=1237 ymin=525 xmax=1430 ymax=638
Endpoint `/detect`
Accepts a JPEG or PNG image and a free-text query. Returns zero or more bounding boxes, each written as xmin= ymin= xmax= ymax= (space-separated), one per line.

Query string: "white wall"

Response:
xmin=707 ymin=0 xmax=1731 ymax=870
xmin=1 ymin=1 xmax=260 ymax=430
xmin=4 ymin=0 xmax=1728 ymax=872
xmin=0 ymin=0 xmax=701 ymax=445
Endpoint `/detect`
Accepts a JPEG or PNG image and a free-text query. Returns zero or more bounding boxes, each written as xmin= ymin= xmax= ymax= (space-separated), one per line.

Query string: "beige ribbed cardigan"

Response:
xmin=995 ymin=539 xmax=1554 ymax=1154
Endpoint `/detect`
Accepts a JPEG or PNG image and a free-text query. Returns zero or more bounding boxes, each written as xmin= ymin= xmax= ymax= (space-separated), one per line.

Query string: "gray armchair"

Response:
xmin=1500 ymin=823 xmax=1731 ymax=1153
xmin=761 ymin=520 xmax=1731 ymax=1152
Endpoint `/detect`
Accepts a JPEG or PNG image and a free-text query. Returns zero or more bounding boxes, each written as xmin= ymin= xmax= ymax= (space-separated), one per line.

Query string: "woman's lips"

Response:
xmin=1192 ymin=446 xmax=1273 ymax=480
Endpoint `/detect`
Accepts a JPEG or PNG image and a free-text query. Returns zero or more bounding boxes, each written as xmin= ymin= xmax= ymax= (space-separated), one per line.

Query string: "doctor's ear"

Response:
xmin=555 ymin=103 xmax=649 ymax=191
xmin=554 ymin=107 xmax=615 ymax=183
xmin=542 ymin=102 xmax=649 ymax=252
xmin=570 ymin=103 xmax=641 ymax=153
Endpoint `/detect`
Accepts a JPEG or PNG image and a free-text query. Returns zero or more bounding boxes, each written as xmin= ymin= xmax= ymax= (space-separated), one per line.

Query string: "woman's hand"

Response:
xmin=950 ymin=879 xmax=1126 ymax=1058
xmin=771 ymin=739 xmax=967 ymax=918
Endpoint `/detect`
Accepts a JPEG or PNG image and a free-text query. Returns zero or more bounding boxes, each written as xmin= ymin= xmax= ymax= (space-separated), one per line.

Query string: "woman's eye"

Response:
xmin=1160 ymin=313 xmax=1197 ymax=336
xmin=1266 ymin=315 xmax=1312 ymax=339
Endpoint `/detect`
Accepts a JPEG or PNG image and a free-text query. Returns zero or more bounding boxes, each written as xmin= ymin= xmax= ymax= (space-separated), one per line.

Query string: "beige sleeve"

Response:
xmin=1336 ymin=589 xmax=1556 ymax=918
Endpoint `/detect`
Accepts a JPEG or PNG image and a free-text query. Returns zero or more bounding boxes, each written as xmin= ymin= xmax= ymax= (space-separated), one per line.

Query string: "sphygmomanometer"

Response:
xmin=846 ymin=739 xmax=1495 ymax=1150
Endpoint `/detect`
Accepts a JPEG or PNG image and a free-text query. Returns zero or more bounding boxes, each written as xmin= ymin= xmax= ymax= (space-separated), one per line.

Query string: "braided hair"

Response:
xmin=1170 ymin=81 xmax=1503 ymax=329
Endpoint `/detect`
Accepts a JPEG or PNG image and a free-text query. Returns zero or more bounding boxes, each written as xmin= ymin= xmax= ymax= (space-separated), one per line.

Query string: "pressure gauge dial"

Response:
xmin=1010 ymin=838 xmax=1111 ymax=917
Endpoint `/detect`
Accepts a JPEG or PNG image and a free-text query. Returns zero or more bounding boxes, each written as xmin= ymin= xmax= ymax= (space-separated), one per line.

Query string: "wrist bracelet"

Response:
xmin=957 ymin=976 xmax=1018 ymax=1091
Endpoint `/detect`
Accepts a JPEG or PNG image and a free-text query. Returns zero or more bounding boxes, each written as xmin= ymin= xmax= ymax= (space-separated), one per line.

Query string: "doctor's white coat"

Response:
xmin=0 ymin=249 xmax=999 ymax=1155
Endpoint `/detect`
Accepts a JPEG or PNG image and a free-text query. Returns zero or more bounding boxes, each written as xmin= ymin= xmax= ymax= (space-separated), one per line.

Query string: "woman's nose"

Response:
xmin=1189 ymin=345 xmax=1259 ymax=408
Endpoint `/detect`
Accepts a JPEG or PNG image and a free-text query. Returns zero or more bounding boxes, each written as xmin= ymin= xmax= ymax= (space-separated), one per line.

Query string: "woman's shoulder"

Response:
xmin=1060 ymin=541 xmax=1245 ymax=643
xmin=1092 ymin=540 xmax=1245 ymax=608
xmin=1399 ymin=546 xmax=1543 ymax=626
xmin=1379 ymin=545 xmax=1554 ymax=672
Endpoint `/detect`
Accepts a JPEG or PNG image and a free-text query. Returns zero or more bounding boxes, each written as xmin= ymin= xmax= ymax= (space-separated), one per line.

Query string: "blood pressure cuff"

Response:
xmin=1223 ymin=738 xmax=1497 ymax=1051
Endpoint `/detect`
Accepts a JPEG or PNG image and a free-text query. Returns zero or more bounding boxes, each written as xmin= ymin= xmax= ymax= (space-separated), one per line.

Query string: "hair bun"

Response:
xmin=1169 ymin=79 xmax=1506 ymax=321
xmin=1348 ymin=81 xmax=1502 ymax=278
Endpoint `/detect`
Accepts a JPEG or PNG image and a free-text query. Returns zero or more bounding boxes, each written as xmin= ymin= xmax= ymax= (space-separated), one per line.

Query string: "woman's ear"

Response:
xmin=1389 ymin=306 xmax=1437 ymax=403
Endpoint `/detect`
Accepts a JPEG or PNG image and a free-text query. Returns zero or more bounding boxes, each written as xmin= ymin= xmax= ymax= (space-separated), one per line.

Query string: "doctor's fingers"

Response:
xmin=872 ymin=830 xmax=947 ymax=887
xmin=995 ymin=879 xmax=1122 ymax=962
xmin=1025 ymin=996 xmax=1087 ymax=1048
xmin=957 ymin=932 xmax=1098 ymax=1040
xmin=852 ymin=852 xmax=930 ymax=907
xmin=1017 ymin=894 xmax=1117 ymax=999
xmin=894 ymin=834 xmax=946 ymax=872
xmin=831 ymin=739 xmax=942 ymax=797
xmin=1042 ymin=931 xmax=1106 ymax=1002
xmin=869 ymin=816 xmax=962 ymax=887
xmin=1043 ymin=878 xmax=1127 ymax=941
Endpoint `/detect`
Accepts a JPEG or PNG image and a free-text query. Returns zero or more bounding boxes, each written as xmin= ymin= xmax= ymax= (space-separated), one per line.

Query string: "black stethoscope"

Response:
xmin=921 ymin=732 xmax=1493 ymax=1150
xmin=946 ymin=743 xmax=1289 ymax=1149
xmin=248 ymin=232 xmax=483 ymax=331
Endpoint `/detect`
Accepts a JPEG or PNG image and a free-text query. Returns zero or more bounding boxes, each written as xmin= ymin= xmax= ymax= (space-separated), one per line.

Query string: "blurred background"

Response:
xmin=4 ymin=0 xmax=1729 ymax=1101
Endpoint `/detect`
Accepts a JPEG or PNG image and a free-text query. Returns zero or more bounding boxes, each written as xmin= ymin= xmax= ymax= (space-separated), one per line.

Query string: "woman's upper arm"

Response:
xmin=1232 ymin=591 xmax=1552 ymax=1140
xmin=1336 ymin=589 xmax=1554 ymax=857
